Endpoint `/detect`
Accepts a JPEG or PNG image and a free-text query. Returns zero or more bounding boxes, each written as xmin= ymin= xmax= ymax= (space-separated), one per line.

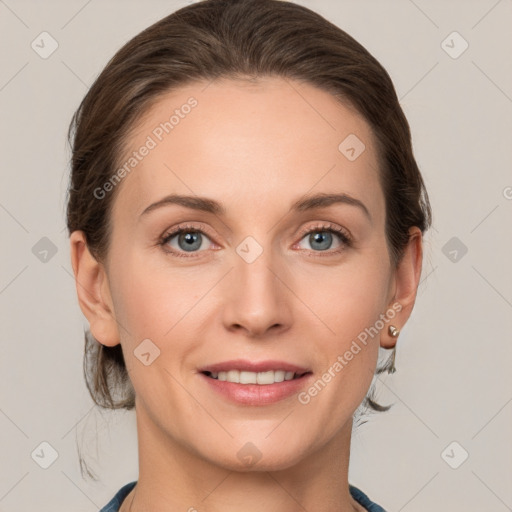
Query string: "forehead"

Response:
xmin=111 ymin=77 xmax=384 ymax=223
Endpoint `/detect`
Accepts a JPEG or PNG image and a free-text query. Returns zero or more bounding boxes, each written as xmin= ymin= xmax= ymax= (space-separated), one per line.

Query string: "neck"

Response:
xmin=121 ymin=404 xmax=363 ymax=512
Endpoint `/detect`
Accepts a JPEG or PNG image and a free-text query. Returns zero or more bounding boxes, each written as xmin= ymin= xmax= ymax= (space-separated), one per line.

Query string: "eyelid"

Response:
xmin=161 ymin=222 xmax=216 ymax=240
xmin=296 ymin=221 xmax=352 ymax=242
xmin=158 ymin=222 xmax=219 ymax=254
xmin=158 ymin=221 xmax=352 ymax=257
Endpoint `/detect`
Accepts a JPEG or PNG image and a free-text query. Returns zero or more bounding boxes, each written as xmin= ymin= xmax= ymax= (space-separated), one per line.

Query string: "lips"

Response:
xmin=198 ymin=359 xmax=313 ymax=404
xmin=198 ymin=359 xmax=310 ymax=375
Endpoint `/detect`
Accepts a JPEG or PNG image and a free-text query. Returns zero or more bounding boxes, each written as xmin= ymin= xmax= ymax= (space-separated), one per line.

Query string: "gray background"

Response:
xmin=1 ymin=0 xmax=511 ymax=510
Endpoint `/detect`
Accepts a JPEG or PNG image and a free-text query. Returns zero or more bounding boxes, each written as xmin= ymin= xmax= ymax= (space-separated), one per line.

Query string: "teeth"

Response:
xmin=209 ymin=370 xmax=300 ymax=385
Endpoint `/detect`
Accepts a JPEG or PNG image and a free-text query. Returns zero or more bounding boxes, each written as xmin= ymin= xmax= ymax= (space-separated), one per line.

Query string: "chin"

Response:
xmin=202 ymin=439 xmax=310 ymax=473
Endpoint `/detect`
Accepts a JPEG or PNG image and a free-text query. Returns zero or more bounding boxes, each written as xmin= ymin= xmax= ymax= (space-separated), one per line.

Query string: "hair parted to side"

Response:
xmin=66 ymin=0 xmax=431 ymax=430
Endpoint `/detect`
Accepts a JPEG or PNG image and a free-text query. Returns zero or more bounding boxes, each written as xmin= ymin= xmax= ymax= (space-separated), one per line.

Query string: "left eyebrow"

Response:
xmin=139 ymin=192 xmax=371 ymax=221
xmin=291 ymin=192 xmax=371 ymax=221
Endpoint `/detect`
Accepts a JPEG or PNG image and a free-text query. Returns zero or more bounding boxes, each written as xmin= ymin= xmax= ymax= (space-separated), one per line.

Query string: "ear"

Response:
xmin=69 ymin=231 xmax=120 ymax=347
xmin=381 ymin=226 xmax=423 ymax=349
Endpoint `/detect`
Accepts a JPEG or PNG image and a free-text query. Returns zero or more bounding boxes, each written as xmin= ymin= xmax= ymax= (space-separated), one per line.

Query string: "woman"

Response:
xmin=66 ymin=0 xmax=431 ymax=510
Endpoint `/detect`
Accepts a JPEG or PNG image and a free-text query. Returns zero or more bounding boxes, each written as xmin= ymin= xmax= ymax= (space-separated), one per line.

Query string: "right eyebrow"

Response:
xmin=140 ymin=194 xmax=225 ymax=218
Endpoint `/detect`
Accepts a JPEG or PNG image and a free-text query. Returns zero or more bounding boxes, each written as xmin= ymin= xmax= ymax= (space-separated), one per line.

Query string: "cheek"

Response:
xmin=291 ymin=264 xmax=388 ymax=444
xmin=108 ymin=251 xmax=198 ymax=342
xmin=108 ymin=260 xmax=203 ymax=398
xmin=307 ymin=255 xmax=390 ymax=341
xmin=110 ymin=235 xmax=391 ymax=345
xmin=298 ymin=250 xmax=390 ymax=391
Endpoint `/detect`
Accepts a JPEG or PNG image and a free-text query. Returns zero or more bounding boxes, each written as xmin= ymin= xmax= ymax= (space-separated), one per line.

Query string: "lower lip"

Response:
xmin=199 ymin=372 xmax=313 ymax=405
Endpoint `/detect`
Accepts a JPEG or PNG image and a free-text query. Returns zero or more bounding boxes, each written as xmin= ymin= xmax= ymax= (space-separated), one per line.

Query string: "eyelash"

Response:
xmin=158 ymin=222 xmax=352 ymax=258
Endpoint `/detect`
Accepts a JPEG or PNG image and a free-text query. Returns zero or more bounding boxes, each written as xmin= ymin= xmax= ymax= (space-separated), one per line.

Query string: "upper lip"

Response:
xmin=199 ymin=359 xmax=311 ymax=375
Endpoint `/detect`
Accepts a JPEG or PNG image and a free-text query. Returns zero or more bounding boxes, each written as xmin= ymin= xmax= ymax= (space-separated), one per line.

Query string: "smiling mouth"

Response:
xmin=202 ymin=370 xmax=311 ymax=385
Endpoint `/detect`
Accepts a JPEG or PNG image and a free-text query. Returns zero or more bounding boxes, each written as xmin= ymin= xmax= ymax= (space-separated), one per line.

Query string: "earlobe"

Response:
xmin=381 ymin=226 xmax=423 ymax=349
xmin=69 ymin=231 xmax=120 ymax=347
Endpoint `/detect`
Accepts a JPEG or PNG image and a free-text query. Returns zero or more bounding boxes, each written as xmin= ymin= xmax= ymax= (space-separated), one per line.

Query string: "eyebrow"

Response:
xmin=140 ymin=192 xmax=371 ymax=221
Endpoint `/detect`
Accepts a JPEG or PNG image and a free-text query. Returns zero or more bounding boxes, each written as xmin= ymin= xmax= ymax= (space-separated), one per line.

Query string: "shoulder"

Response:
xmin=99 ymin=481 xmax=137 ymax=512
xmin=349 ymin=484 xmax=388 ymax=512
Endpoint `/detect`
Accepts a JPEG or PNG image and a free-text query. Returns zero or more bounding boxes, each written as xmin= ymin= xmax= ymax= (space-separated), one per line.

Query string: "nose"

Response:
xmin=221 ymin=245 xmax=293 ymax=338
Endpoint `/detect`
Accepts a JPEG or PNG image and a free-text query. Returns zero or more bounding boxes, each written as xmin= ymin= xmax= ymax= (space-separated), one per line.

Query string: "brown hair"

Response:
xmin=66 ymin=0 xmax=432 ymax=453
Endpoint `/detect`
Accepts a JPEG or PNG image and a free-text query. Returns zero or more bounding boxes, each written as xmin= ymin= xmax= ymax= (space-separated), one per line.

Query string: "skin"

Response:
xmin=70 ymin=77 xmax=423 ymax=512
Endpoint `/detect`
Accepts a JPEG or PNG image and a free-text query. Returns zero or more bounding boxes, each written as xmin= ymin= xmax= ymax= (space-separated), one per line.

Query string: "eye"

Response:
xmin=158 ymin=222 xmax=352 ymax=258
xmin=295 ymin=223 xmax=352 ymax=254
xmin=159 ymin=223 xmax=215 ymax=257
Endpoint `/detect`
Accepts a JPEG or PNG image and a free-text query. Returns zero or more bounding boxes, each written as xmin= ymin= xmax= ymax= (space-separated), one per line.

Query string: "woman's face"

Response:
xmin=95 ymin=77 xmax=405 ymax=470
